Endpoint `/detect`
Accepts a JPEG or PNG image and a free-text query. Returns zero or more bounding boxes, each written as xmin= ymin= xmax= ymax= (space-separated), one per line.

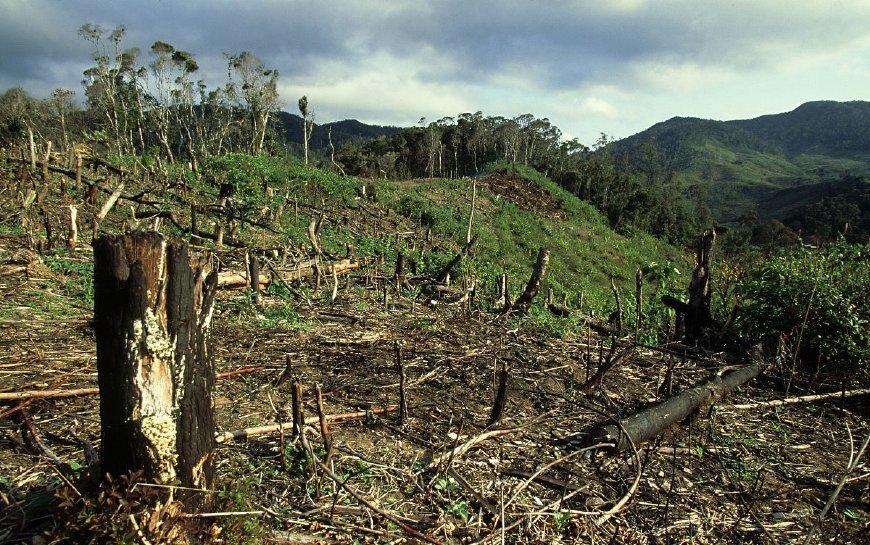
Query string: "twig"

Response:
xmin=803 ymin=429 xmax=870 ymax=544
xmin=427 ymin=422 xmax=532 ymax=469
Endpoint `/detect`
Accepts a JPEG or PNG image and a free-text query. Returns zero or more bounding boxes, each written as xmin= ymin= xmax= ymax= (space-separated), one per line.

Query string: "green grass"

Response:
xmin=377 ymin=165 xmax=681 ymax=325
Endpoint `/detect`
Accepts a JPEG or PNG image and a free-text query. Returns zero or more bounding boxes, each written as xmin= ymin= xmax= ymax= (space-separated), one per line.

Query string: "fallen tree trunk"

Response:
xmin=217 ymin=271 xmax=271 ymax=290
xmin=590 ymin=363 xmax=762 ymax=452
xmin=216 ymin=258 xmax=360 ymax=290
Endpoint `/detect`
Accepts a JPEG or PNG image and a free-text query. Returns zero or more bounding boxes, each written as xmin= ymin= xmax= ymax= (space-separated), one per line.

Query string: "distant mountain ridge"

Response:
xmin=276 ymin=112 xmax=402 ymax=152
xmin=609 ymin=100 xmax=870 ymax=222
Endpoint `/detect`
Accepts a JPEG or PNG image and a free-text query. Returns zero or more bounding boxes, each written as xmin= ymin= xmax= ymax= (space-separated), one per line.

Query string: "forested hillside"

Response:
xmin=609 ymin=101 xmax=870 ymax=224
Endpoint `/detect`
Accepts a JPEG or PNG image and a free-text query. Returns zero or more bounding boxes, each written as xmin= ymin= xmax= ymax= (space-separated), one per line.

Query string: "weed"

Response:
xmin=553 ymin=511 xmax=571 ymax=530
xmin=444 ymin=499 xmax=470 ymax=521
xmin=216 ymin=476 xmax=268 ymax=545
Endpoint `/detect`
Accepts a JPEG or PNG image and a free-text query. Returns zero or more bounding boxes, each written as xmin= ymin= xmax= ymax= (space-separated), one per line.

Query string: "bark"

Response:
xmin=590 ymin=363 xmax=762 ymax=452
xmin=511 ymin=247 xmax=550 ymax=314
xmin=93 ymin=231 xmax=218 ymax=510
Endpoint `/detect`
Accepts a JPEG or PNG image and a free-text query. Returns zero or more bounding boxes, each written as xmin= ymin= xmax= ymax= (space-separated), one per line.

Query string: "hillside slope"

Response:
xmin=610 ymin=101 xmax=870 ymax=222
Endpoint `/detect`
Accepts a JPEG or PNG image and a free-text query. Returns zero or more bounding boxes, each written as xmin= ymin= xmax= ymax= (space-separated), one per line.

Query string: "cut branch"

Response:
xmin=215 ymin=405 xmax=399 ymax=443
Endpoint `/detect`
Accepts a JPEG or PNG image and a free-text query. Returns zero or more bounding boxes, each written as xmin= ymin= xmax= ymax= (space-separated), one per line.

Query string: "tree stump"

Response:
xmin=93 ymin=231 xmax=218 ymax=510
xmin=511 ymin=247 xmax=550 ymax=314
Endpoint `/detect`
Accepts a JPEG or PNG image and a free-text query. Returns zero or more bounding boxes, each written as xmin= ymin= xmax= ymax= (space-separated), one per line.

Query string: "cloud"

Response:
xmin=0 ymin=0 xmax=868 ymax=145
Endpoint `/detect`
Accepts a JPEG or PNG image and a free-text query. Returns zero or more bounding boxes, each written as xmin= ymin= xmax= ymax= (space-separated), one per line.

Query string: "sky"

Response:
xmin=1 ymin=0 xmax=868 ymax=146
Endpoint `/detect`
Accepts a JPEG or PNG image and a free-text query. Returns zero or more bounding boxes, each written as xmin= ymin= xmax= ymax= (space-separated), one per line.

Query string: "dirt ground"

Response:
xmin=1 ymin=236 xmax=868 ymax=544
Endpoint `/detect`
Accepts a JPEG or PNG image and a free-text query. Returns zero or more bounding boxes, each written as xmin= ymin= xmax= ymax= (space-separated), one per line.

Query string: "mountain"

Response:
xmin=276 ymin=112 xmax=402 ymax=153
xmin=609 ymin=101 xmax=870 ymax=222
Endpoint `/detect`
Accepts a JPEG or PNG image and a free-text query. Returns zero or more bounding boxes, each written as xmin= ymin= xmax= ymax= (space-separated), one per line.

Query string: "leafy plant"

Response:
xmin=733 ymin=239 xmax=870 ymax=383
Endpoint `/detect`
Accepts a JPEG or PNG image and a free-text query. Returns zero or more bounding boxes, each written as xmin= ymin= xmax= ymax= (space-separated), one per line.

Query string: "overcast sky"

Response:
xmin=1 ymin=0 xmax=868 ymax=146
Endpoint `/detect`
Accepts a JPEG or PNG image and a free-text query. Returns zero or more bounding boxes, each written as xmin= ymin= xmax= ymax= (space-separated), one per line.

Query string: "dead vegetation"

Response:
xmin=0 ymin=151 xmax=868 ymax=544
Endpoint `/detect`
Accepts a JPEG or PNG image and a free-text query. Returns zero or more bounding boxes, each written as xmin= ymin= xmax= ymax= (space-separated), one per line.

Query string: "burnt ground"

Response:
xmin=1 ymin=238 xmax=868 ymax=544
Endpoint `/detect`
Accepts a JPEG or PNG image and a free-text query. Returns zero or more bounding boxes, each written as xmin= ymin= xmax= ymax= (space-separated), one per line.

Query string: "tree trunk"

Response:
xmin=93 ymin=231 xmax=218 ymax=511
xmin=590 ymin=363 xmax=761 ymax=452
xmin=686 ymin=229 xmax=716 ymax=342
xmin=511 ymin=247 xmax=550 ymax=314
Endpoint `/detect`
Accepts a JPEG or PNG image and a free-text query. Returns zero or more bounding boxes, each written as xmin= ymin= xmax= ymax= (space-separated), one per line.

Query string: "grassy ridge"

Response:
xmin=375 ymin=163 xmax=680 ymax=315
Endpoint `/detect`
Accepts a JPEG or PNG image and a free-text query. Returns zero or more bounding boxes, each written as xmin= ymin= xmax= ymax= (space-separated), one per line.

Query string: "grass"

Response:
xmin=377 ymin=165 xmax=681 ymax=324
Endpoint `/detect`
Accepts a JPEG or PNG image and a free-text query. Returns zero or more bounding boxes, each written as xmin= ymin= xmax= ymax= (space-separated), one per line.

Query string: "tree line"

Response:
xmin=0 ymin=23 xmax=709 ymax=245
xmin=0 ymin=24 xmax=285 ymax=172
xmin=335 ymin=115 xmax=710 ymax=244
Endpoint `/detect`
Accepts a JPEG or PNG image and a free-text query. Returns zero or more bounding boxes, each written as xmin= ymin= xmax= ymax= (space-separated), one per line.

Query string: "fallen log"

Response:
xmin=217 ymin=271 xmax=271 ymax=290
xmin=216 ymin=258 xmax=360 ymax=290
xmin=215 ymin=405 xmax=398 ymax=443
xmin=590 ymin=363 xmax=762 ymax=452
xmin=282 ymin=258 xmax=359 ymax=283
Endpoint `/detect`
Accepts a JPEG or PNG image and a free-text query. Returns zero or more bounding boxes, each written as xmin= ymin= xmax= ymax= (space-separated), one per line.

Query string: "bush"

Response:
xmin=733 ymin=239 xmax=869 ymax=384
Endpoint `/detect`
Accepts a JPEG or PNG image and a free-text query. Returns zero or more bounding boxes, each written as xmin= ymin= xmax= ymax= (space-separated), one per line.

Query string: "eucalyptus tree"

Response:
xmin=226 ymin=52 xmax=280 ymax=155
xmin=46 ymin=88 xmax=77 ymax=153
xmin=79 ymin=24 xmax=144 ymax=156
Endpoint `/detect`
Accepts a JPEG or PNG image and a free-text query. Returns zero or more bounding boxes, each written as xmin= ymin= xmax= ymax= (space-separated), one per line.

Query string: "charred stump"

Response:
xmin=662 ymin=230 xmax=717 ymax=343
xmin=93 ymin=231 xmax=218 ymax=510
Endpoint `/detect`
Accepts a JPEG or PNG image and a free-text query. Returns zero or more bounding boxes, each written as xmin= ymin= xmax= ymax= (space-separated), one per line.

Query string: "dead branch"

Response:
xmin=428 ymin=422 xmax=531 ymax=469
xmin=0 ymin=387 xmax=100 ymax=402
xmin=215 ymin=406 xmax=399 ymax=443
xmin=579 ymin=345 xmax=637 ymax=394
xmin=729 ymin=388 xmax=870 ymax=410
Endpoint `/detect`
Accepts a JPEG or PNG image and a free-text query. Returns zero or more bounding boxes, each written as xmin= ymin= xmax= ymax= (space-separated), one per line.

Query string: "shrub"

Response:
xmin=733 ymin=239 xmax=869 ymax=384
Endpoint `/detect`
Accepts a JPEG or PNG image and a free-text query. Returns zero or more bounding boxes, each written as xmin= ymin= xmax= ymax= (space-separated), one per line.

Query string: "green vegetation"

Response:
xmin=609 ymin=102 xmax=870 ymax=226
xmin=731 ymin=239 xmax=870 ymax=383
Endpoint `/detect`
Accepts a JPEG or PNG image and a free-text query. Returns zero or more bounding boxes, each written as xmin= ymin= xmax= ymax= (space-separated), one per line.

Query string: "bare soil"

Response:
xmin=1 ymin=242 xmax=868 ymax=544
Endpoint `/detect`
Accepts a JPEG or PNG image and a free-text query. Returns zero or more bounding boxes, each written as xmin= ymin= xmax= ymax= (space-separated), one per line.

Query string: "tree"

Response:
xmin=79 ymin=24 xmax=143 ymax=156
xmin=298 ymin=95 xmax=315 ymax=164
xmin=46 ymin=89 xmax=77 ymax=153
xmin=226 ymin=52 xmax=280 ymax=155
xmin=0 ymin=87 xmax=40 ymax=146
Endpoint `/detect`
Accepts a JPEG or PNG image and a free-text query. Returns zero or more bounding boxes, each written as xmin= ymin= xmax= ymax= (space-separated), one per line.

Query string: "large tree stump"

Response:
xmin=686 ymin=229 xmax=716 ymax=341
xmin=93 ymin=231 xmax=218 ymax=510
